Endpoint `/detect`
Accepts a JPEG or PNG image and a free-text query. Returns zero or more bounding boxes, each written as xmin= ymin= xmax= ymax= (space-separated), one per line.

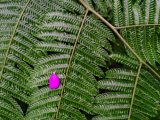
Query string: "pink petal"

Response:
xmin=49 ymin=72 xmax=60 ymax=89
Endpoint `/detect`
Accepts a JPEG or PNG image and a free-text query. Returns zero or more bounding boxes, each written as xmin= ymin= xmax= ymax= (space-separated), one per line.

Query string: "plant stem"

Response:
xmin=79 ymin=0 xmax=142 ymax=62
xmin=142 ymin=62 xmax=160 ymax=79
xmin=0 ymin=0 xmax=31 ymax=81
xmin=79 ymin=0 xmax=160 ymax=80
xmin=55 ymin=9 xmax=89 ymax=120
xmin=128 ymin=63 xmax=142 ymax=120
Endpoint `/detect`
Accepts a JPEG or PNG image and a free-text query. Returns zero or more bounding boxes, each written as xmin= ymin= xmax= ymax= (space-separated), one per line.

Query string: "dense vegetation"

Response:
xmin=0 ymin=0 xmax=160 ymax=120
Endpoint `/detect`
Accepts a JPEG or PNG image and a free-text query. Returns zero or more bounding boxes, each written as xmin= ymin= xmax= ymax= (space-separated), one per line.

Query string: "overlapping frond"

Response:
xmin=0 ymin=0 xmax=160 ymax=120
xmin=0 ymin=0 xmax=50 ymax=118
xmin=0 ymin=94 xmax=23 ymax=120
xmin=93 ymin=54 xmax=160 ymax=120
xmin=25 ymin=0 xmax=115 ymax=119
xmin=114 ymin=0 xmax=160 ymax=68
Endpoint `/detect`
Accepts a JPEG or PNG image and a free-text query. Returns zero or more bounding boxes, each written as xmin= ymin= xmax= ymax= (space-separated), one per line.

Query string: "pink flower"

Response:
xmin=49 ymin=72 xmax=60 ymax=89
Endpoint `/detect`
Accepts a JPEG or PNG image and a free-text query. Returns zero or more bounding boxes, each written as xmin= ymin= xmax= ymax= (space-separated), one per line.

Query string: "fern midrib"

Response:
xmin=55 ymin=9 xmax=89 ymax=120
xmin=128 ymin=63 xmax=142 ymax=120
xmin=79 ymin=0 xmax=160 ymax=80
xmin=79 ymin=0 xmax=143 ymax=62
xmin=0 ymin=0 xmax=31 ymax=81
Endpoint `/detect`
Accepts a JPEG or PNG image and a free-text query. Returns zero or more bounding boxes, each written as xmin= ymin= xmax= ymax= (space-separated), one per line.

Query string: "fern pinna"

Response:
xmin=0 ymin=0 xmax=51 ymax=119
xmin=25 ymin=1 xmax=115 ymax=119
xmin=0 ymin=0 xmax=160 ymax=120
xmin=91 ymin=0 xmax=160 ymax=120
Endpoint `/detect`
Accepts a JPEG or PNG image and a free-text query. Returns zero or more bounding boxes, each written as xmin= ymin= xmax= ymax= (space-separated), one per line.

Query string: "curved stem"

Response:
xmin=0 ymin=0 xmax=31 ymax=81
xmin=128 ymin=63 xmax=142 ymax=120
xmin=142 ymin=62 xmax=160 ymax=79
xmin=79 ymin=0 xmax=142 ymax=62
xmin=55 ymin=9 xmax=89 ymax=120
xmin=79 ymin=0 xmax=160 ymax=80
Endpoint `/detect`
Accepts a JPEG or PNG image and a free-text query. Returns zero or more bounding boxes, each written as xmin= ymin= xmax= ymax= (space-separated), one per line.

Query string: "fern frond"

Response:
xmin=93 ymin=54 xmax=160 ymax=120
xmin=1 ymin=0 xmax=160 ymax=120
xmin=92 ymin=0 xmax=113 ymax=19
xmin=0 ymin=94 xmax=23 ymax=120
xmin=25 ymin=0 xmax=115 ymax=119
xmin=110 ymin=54 xmax=139 ymax=69
xmin=113 ymin=0 xmax=123 ymax=27
xmin=0 ymin=0 xmax=50 ymax=118
xmin=114 ymin=0 xmax=160 ymax=68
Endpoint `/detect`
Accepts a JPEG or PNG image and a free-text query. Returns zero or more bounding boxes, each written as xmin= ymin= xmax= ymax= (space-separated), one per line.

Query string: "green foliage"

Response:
xmin=0 ymin=0 xmax=160 ymax=120
xmin=114 ymin=0 xmax=160 ymax=68
xmin=0 ymin=0 xmax=51 ymax=119
xmin=94 ymin=54 xmax=160 ymax=120
xmin=25 ymin=1 xmax=115 ymax=119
